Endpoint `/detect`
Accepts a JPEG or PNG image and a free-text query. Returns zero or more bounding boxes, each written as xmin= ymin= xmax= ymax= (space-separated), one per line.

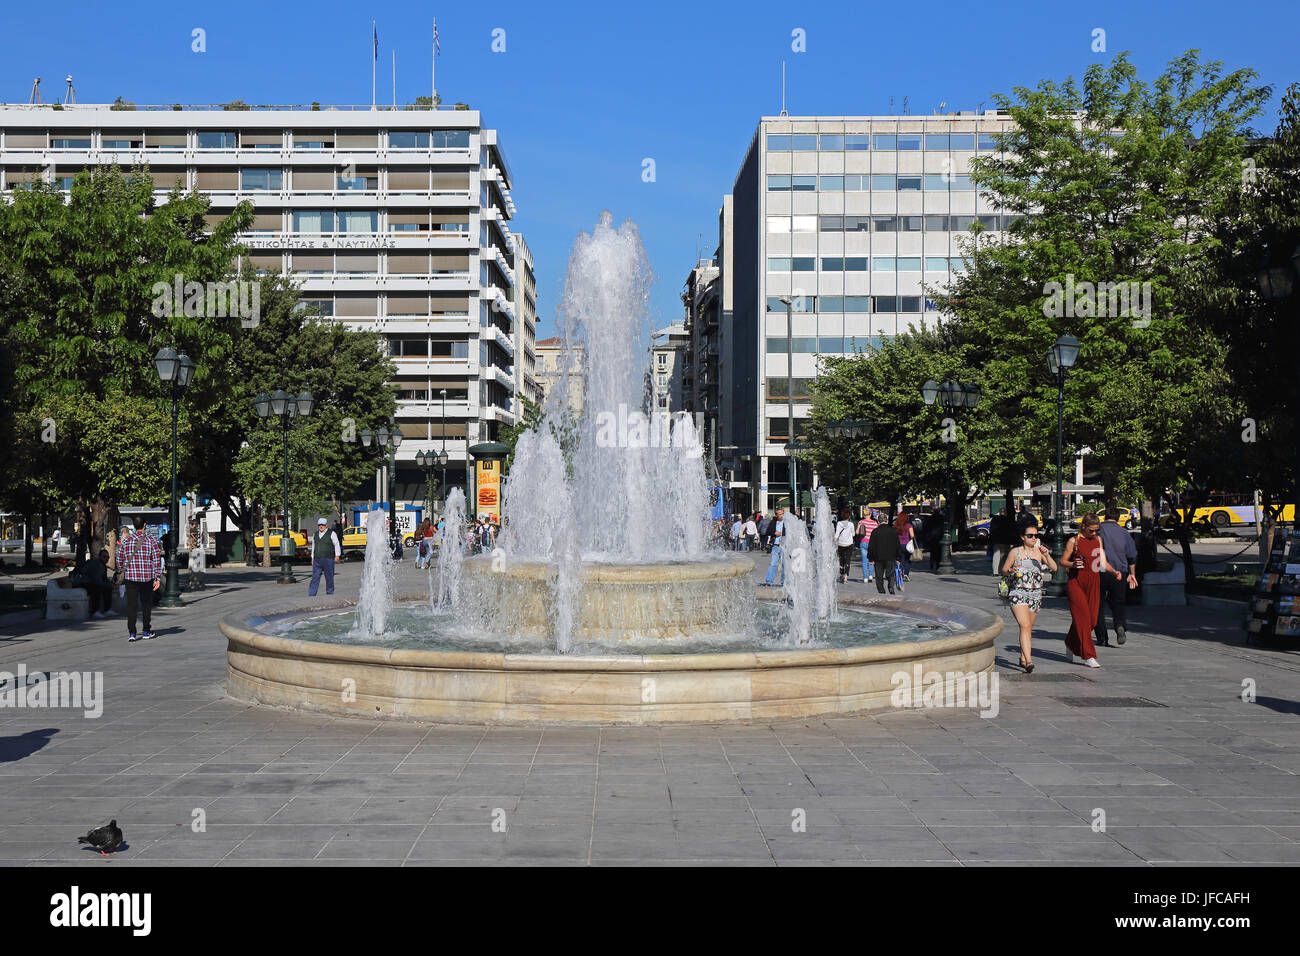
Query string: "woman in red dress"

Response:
xmin=1060 ymin=512 xmax=1122 ymax=668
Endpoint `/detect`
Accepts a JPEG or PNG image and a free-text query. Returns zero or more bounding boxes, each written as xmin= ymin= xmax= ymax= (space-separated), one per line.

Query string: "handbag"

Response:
xmin=905 ymin=539 xmax=915 ymax=555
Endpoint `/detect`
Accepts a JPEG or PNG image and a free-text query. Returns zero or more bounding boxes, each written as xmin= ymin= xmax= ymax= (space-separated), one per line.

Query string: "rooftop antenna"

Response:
xmin=28 ymin=77 xmax=41 ymax=104
xmin=889 ymin=96 xmax=894 ymax=114
xmin=780 ymin=60 xmax=787 ymax=116
xmin=903 ymin=95 xmax=908 ymax=115
xmin=62 ymin=75 xmax=76 ymax=105
xmin=938 ymin=100 xmax=946 ymax=115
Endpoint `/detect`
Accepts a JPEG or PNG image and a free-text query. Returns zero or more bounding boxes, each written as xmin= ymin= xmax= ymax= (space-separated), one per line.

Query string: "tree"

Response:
xmin=0 ymin=167 xmax=254 ymax=558
xmin=937 ymin=50 xmax=1270 ymax=580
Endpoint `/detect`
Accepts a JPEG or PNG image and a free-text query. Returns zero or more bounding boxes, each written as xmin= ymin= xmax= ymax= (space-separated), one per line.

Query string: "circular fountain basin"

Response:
xmin=456 ymin=554 xmax=755 ymax=641
xmin=221 ymin=589 xmax=1000 ymax=724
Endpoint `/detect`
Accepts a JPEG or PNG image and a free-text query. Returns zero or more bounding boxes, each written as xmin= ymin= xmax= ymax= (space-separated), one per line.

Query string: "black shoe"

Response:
xmin=1116 ymin=627 xmax=1127 ymax=645
xmin=1096 ymin=639 xmax=1110 ymax=647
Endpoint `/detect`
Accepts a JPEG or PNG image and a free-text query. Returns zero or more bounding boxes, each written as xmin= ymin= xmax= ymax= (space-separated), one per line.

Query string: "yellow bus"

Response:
xmin=1173 ymin=494 xmax=1295 ymax=528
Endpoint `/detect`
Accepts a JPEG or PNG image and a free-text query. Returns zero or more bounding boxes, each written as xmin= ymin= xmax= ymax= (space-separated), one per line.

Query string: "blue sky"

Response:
xmin=3 ymin=0 xmax=1297 ymax=336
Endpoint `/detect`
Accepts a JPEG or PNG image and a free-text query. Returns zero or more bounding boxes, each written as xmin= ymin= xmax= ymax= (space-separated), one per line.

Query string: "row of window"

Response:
xmin=767 ymin=257 xmax=967 ymax=273
xmin=768 ymin=214 xmax=1017 ymax=233
xmin=767 ymin=174 xmax=977 ymax=192
xmin=767 ymin=133 xmax=1001 ymax=152
xmin=387 ymin=336 xmax=472 ymax=358
xmin=765 ymin=295 xmax=930 ymax=314
xmin=6 ymin=129 xmax=474 ymax=150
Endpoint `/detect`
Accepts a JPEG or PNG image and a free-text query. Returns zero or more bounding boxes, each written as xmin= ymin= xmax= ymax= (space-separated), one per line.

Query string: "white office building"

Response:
xmin=0 ymin=102 xmax=524 ymax=517
xmin=715 ymin=112 xmax=1020 ymax=514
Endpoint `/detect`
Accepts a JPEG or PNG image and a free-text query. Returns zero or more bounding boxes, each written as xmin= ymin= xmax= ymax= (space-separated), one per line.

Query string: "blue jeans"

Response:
xmin=860 ymin=543 xmax=872 ymax=580
xmin=308 ymin=557 xmax=335 ymax=595
xmin=765 ymin=544 xmax=784 ymax=586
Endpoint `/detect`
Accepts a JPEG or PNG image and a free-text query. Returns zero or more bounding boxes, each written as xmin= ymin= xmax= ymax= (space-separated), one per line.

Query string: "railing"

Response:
xmin=0 ymin=103 xmax=471 ymax=112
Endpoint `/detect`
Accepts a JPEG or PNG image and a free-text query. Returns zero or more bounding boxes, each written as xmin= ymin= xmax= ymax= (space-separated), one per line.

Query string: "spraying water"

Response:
xmin=780 ymin=511 xmax=814 ymax=645
xmin=436 ymin=488 xmax=467 ymax=610
xmin=354 ymin=504 xmax=392 ymax=637
xmin=813 ymin=487 xmax=838 ymax=622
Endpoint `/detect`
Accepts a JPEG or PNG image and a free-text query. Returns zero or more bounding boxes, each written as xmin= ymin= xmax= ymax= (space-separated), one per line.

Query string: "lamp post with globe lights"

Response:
xmin=155 ymin=348 xmax=194 ymax=607
xmin=253 ymin=389 xmax=314 ymax=584
xmin=921 ymin=379 xmax=981 ymax=573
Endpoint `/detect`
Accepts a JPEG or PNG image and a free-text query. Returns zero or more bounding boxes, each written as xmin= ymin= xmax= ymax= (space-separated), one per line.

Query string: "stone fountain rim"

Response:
xmin=220 ymin=589 xmax=1000 ymax=672
xmin=458 ymin=553 xmax=755 ymax=582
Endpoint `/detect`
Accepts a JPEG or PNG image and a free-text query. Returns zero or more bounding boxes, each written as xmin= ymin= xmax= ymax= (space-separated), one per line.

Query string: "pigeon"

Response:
xmin=78 ymin=820 xmax=123 ymax=855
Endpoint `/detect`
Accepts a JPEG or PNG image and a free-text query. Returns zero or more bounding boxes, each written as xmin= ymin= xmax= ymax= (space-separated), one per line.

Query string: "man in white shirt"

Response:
xmin=742 ymin=515 xmax=759 ymax=552
xmin=308 ymin=517 xmax=342 ymax=596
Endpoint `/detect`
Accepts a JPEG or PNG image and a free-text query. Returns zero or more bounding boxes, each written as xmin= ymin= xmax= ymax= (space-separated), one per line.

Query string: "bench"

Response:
xmin=1141 ymin=562 xmax=1186 ymax=606
xmin=44 ymin=578 xmax=128 ymax=620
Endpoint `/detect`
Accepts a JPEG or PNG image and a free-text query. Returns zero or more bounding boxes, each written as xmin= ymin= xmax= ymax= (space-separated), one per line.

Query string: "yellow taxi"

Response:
xmin=252 ymin=528 xmax=309 ymax=552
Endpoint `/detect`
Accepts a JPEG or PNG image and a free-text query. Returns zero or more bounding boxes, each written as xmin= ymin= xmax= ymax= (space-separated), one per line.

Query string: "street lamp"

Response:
xmin=826 ymin=419 xmax=874 ymax=512
xmin=254 ymin=388 xmax=314 ymax=583
xmin=778 ymin=295 xmax=797 ymax=514
xmin=362 ymin=423 xmax=404 ymax=551
xmin=416 ymin=449 xmax=448 ymax=516
xmin=155 ymin=347 xmax=193 ymax=606
xmin=1045 ymin=333 xmax=1080 ymax=596
xmin=922 ymin=379 xmax=981 ymax=573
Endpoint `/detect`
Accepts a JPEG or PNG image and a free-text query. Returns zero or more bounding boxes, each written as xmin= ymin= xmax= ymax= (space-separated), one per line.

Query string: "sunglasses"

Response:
xmin=1023 ymin=533 xmax=1038 ymax=538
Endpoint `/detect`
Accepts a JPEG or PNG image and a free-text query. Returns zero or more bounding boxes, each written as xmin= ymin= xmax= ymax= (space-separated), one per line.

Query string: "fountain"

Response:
xmin=221 ymin=213 xmax=1000 ymax=723
xmin=353 ymin=504 xmax=392 ymax=637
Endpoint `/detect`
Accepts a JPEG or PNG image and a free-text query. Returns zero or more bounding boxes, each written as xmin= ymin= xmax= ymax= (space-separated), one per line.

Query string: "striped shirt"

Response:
xmin=119 ymin=530 xmax=162 ymax=582
xmin=856 ymin=516 xmax=878 ymax=540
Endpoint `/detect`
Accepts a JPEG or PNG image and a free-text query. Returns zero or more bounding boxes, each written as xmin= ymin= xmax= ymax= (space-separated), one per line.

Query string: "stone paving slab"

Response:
xmin=0 ymin=553 xmax=1296 ymax=865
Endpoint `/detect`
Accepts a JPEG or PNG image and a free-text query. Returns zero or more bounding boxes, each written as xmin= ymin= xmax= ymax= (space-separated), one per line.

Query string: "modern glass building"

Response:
xmin=0 ymin=103 xmax=524 ymax=515
xmin=713 ymin=112 xmax=1018 ymax=515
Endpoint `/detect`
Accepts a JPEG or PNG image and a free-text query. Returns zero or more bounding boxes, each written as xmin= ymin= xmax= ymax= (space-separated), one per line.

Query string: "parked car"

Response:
xmin=252 ymin=528 xmax=309 ymax=554
xmin=340 ymin=523 xmax=419 ymax=550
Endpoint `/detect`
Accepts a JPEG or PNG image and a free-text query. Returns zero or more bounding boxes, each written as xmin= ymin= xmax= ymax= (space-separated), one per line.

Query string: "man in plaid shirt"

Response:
xmin=118 ymin=515 xmax=163 ymax=642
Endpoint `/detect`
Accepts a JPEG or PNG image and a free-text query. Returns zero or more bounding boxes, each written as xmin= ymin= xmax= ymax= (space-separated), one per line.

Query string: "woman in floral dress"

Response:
xmin=1002 ymin=517 xmax=1058 ymax=673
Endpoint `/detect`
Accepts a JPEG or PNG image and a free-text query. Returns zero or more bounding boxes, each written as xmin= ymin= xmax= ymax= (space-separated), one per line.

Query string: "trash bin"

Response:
xmin=213 ymin=530 xmax=242 ymax=566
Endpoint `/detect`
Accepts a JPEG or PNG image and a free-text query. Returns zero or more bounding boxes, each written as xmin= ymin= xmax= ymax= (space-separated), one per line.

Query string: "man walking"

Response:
xmin=763 ymin=507 xmax=787 ymax=587
xmin=856 ymin=509 xmax=879 ymax=583
xmin=867 ymin=519 xmax=901 ymax=595
xmin=118 ymin=516 xmax=162 ymax=641
xmin=1096 ymin=507 xmax=1138 ymax=645
xmin=309 ymin=517 xmax=341 ymax=596
xmin=730 ymin=514 xmax=743 ymax=551
xmin=988 ymin=507 xmax=1014 ymax=575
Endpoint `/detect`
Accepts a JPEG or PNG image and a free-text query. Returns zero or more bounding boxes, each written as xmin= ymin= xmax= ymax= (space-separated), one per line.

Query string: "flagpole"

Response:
xmin=392 ymin=50 xmax=396 ymax=108
xmin=432 ymin=18 xmax=438 ymax=105
xmin=371 ymin=20 xmax=376 ymax=109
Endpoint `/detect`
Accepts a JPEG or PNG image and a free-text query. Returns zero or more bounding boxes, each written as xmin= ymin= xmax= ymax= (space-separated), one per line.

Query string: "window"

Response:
xmin=872 ymin=134 xmax=897 ymax=151
xmin=293 ymin=210 xmax=334 ymax=233
xmin=897 ymin=175 xmax=922 ymax=191
xmin=767 ymin=175 xmax=791 ymax=191
xmin=657 ymin=354 xmax=666 ymax=367
xmin=766 ymin=216 xmax=790 ymax=233
xmin=792 ymin=337 xmax=818 ymax=352
xmin=897 ymin=257 xmax=922 ymax=271
xmin=844 ymin=175 xmax=865 ymax=190
xmin=338 ymin=210 xmax=378 ymax=233
xmin=897 ymin=134 xmax=922 ymax=151
xmin=844 ymin=257 xmax=868 ymax=272
xmin=872 ymin=216 xmax=895 ymax=233
xmin=821 ymin=258 xmax=843 ymax=272
xmin=950 ymin=133 xmax=975 ymax=150
xmin=791 ymin=215 xmax=816 ymax=232
xmin=197 ymin=131 xmax=238 ymax=149
xmin=844 ymin=215 xmax=871 ymax=232
xmin=791 ymin=134 xmax=817 ymax=150
xmin=767 ymin=257 xmax=793 ymax=272
xmin=949 ymin=175 xmax=974 ymax=190
xmin=766 ymin=337 xmax=787 ymax=353
xmin=51 ymin=137 xmax=91 ymax=149
xmin=873 ymin=296 xmax=897 ymax=312
xmin=240 ymin=168 xmax=282 ymax=190
xmin=388 ymin=335 xmax=429 ymax=356
xmin=951 ymin=256 xmax=967 ymax=272
xmin=819 ymin=215 xmax=843 ymax=232
xmin=819 ymin=134 xmax=843 ymax=150
xmin=295 ymin=299 xmax=333 ymax=316
xmin=844 ymin=134 xmax=870 ymax=151
xmin=925 ymin=215 xmax=950 ymax=231
xmin=843 ymin=296 xmax=870 ymax=312
xmin=389 ymin=131 xmax=430 ymax=149
xmin=951 ymin=215 xmax=975 ymax=231
xmin=899 ymin=216 xmax=923 ymax=232
xmin=925 ymin=257 xmax=950 ymax=271
xmin=977 ymin=133 xmax=998 ymax=150
xmin=924 ymin=174 xmax=950 ymax=191
xmin=899 ymin=296 xmax=922 ymax=312
xmin=819 ymin=175 xmax=844 ymax=191
xmin=432 ymin=130 xmax=470 ymax=148
xmin=657 ymin=373 xmax=667 ymax=386
xmin=873 ymin=258 xmax=896 ymax=272
xmin=766 ymin=134 xmax=791 ymax=150
xmin=791 ymin=257 xmax=815 ymax=271
xmin=102 ymin=139 xmax=139 ymax=149
xmin=819 ymin=337 xmax=845 ymax=353
xmin=925 ymin=134 xmax=949 ymax=150
xmin=767 ymin=296 xmax=815 ymax=312
xmin=791 ymin=175 xmax=817 ymax=191
xmin=820 ymin=296 xmax=843 ymax=311
xmin=978 ymin=214 xmax=999 ymax=230
xmin=870 ymin=174 xmax=895 ymax=191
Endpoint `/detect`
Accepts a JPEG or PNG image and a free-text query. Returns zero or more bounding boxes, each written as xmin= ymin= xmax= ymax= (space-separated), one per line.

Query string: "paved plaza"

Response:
xmin=1 ymin=552 xmax=1298 ymax=867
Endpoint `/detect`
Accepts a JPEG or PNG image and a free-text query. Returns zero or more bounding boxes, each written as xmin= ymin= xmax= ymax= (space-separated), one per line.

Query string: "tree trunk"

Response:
xmin=261 ymin=512 xmax=271 ymax=568
xmin=40 ymin=512 xmax=48 ymax=566
xmin=24 ymin=514 xmax=33 ymax=567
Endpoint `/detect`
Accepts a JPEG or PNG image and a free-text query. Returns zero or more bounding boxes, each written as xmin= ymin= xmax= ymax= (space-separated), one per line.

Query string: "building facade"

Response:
xmin=650 ymin=324 xmax=689 ymax=414
xmin=0 ymin=103 xmax=523 ymax=517
xmin=512 ymin=233 xmax=542 ymax=408
xmin=715 ymin=112 xmax=1018 ymax=514
xmin=534 ymin=336 xmax=584 ymax=413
